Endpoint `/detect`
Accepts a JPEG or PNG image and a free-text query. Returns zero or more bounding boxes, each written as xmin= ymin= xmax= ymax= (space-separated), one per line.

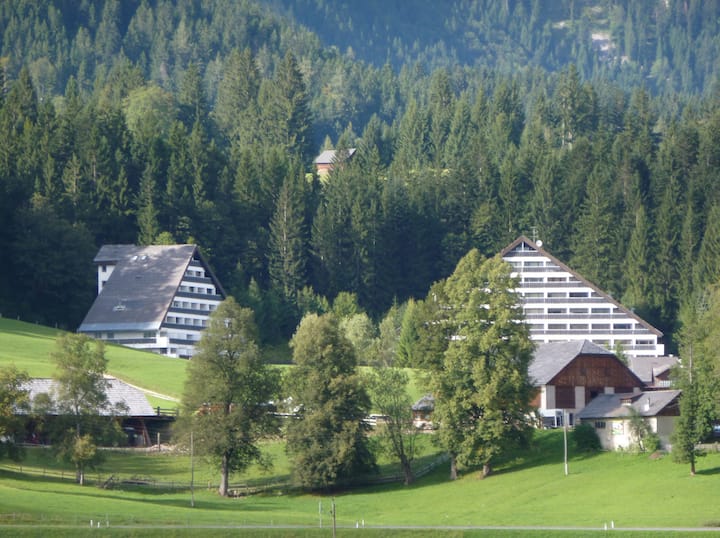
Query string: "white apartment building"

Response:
xmin=79 ymin=244 xmax=226 ymax=358
xmin=501 ymin=236 xmax=664 ymax=358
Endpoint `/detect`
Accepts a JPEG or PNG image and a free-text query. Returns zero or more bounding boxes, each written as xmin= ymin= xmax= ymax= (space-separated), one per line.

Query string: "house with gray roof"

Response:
xmin=78 ymin=244 xmax=226 ymax=358
xmin=576 ymin=390 xmax=681 ymax=450
xmin=23 ymin=377 xmax=156 ymax=417
xmin=627 ymin=355 xmax=679 ymax=389
xmin=314 ymin=148 xmax=356 ymax=177
xmin=22 ymin=377 xmax=170 ymax=446
xmin=530 ymin=340 xmax=644 ymax=425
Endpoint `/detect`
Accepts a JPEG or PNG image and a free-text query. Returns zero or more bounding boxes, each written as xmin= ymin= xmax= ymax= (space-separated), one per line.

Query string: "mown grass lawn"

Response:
xmin=2 ymin=431 xmax=720 ymax=534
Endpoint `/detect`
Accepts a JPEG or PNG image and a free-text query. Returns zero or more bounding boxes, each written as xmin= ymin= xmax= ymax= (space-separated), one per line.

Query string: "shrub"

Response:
xmin=572 ymin=423 xmax=601 ymax=452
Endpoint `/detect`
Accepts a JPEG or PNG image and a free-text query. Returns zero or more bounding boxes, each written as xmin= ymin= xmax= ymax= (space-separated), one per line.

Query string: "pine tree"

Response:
xmin=268 ymin=165 xmax=308 ymax=303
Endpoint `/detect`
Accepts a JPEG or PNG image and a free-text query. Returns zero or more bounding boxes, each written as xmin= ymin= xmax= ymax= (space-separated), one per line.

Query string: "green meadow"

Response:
xmin=0 ymin=318 xmax=186 ymax=400
xmin=1 ymin=432 xmax=720 ymax=535
xmin=3 ymin=318 xmax=720 ymax=536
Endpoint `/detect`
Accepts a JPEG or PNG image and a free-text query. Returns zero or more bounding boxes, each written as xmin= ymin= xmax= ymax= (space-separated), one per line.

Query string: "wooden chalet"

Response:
xmin=530 ymin=340 xmax=645 ymax=425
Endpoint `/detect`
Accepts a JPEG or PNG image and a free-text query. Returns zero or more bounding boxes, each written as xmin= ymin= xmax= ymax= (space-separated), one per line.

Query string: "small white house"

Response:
xmin=576 ymin=390 xmax=681 ymax=451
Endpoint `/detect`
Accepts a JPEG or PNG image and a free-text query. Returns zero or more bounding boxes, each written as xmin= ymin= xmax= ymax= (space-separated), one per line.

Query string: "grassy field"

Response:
xmin=0 ymin=318 xmax=430 ymax=406
xmin=0 ymin=318 xmax=187 ymax=400
xmin=4 ymin=319 xmax=720 ymax=536
xmin=1 ymin=431 xmax=720 ymax=535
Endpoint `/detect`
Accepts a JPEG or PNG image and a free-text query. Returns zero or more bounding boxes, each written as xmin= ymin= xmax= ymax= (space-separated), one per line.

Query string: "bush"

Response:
xmin=572 ymin=423 xmax=601 ymax=452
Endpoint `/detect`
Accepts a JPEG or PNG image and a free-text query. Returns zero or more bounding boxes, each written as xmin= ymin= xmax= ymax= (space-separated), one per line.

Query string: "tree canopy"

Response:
xmin=181 ymin=297 xmax=279 ymax=496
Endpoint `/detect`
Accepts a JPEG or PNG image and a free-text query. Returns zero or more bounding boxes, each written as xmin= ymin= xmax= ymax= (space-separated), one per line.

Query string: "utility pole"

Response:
xmin=332 ymin=497 xmax=336 ymax=538
xmin=563 ymin=411 xmax=569 ymax=476
xmin=190 ymin=431 xmax=195 ymax=507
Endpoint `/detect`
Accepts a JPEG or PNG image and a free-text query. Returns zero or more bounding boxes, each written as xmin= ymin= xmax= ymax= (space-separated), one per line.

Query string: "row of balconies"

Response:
xmin=522 ymin=297 xmax=612 ymax=304
xmin=528 ymin=328 xmax=656 ymax=336
xmin=524 ymin=313 xmax=626 ymax=319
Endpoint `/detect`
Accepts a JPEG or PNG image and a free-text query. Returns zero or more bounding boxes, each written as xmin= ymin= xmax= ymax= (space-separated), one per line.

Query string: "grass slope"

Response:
xmin=0 ymin=318 xmax=187 ymax=400
xmin=1 ymin=432 xmax=720 ymax=532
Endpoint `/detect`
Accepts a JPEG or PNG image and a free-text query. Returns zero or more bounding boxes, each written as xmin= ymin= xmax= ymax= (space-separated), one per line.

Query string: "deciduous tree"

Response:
xmin=0 ymin=365 xmax=30 ymax=461
xmin=180 ymin=297 xmax=279 ymax=496
xmin=426 ymin=251 xmax=535 ymax=479
xmin=51 ymin=333 xmax=113 ymax=485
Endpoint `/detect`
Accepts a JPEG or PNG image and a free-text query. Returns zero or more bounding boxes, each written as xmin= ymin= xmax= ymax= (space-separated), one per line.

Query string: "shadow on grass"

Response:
xmin=695 ymin=466 xmax=720 ymax=476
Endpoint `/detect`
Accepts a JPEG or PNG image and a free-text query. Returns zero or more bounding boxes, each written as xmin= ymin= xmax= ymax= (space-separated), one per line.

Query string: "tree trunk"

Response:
xmin=219 ymin=453 xmax=229 ymax=496
xmin=449 ymin=454 xmax=458 ymax=480
xmin=400 ymin=456 xmax=414 ymax=485
xmin=481 ymin=462 xmax=492 ymax=479
xmin=77 ymin=464 xmax=84 ymax=486
xmin=690 ymin=456 xmax=696 ymax=476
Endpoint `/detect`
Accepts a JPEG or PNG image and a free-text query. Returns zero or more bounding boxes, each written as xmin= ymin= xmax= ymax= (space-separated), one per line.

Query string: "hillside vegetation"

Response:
xmin=1 ymin=0 xmax=719 ymax=352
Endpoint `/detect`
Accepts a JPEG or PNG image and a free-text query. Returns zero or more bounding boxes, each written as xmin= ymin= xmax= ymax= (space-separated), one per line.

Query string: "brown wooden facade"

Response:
xmin=531 ymin=353 xmax=644 ymax=411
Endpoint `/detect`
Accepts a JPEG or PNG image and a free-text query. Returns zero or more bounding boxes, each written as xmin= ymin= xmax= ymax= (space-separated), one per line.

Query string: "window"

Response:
xmin=591 ymin=308 xmax=611 ymax=314
xmin=613 ymin=323 xmax=632 ymax=330
xmin=547 ymin=292 xmax=566 ymax=298
xmin=594 ymin=421 xmax=606 ymax=429
xmin=524 ymin=308 xmax=544 ymax=315
xmin=570 ymin=308 xmax=588 ymax=314
xmin=524 ymin=261 xmax=543 ymax=268
xmin=548 ymin=308 xmax=566 ymax=314
xmin=101 ymin=265 xmax=107 ymax=272
xmin=593 ymin=324 xmax=610 ymax=330
xmin=106 ymin=332 xmax=114 ymax=339
xmin=524 ymin=277 xmax=543 ymax=283
xmin=523 ymin=292 xmax=543 ymax=298
xmin=570 ymin=324 xmax=589 ymax=330
xmin=569 ymin=291 xmax=589 ymax=298
xmin=547 ymin=276 xmax=566 ymax=283
xmin=548 ymin=324 xmax=566 ymax=330
xmin=143 ymin=331 xmax=154 ymax=339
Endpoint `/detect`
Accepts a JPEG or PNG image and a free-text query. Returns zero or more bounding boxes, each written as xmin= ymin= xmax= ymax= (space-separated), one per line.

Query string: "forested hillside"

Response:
xmin=1 ymin=0 xmax=719 ymax=352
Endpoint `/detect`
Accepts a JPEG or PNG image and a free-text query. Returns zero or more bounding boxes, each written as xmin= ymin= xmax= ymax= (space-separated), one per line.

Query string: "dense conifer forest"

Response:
xmin=1 ymin=0 xmax=719 ymax=353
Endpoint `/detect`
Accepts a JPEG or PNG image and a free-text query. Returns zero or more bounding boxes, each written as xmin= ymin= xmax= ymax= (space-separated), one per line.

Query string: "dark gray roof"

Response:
xmin=79 ymin=244 xmax=199 ymax=332
xmin=529 ymin=340 xmax=616 ymax=385
xmin=22 ymin=377 xmax=156 ymax=416
xmin=576 ymin=390 xmax=681 ymax=420
xmin=412 ymin=395 xmax=435 ymax=411
xmin=627 ymin=355 xmax=679 ymax=384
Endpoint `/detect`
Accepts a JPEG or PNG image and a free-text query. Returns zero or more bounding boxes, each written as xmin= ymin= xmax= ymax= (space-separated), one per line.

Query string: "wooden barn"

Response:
xmin=530 ymin=340 xmax=644 ymax=426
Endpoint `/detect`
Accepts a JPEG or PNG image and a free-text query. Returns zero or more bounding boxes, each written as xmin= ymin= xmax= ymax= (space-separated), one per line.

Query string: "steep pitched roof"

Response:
xmin=313 ymin=148 xmax=356 ymax=164
xmin=79 ymin=244 xmax=219 ymax=333
xmin=22 ymin=377 xmax=156 ymax=417
xmin=627 ymin=355 xmax=679 ymax=385
xmin=529 ymin=340 xmax=616 ymax=385
xmin=577 ymin=390 xmax=681 ymax=419
xmin=412 ymin=395 xmax=435 ymax=411
xmin=501 ymin=235 xmax=663 ymax=338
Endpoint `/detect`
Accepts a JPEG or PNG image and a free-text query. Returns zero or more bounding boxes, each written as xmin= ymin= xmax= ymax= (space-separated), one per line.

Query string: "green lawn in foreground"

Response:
xmin=1 ymin=431 xmax=720 ymax=532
